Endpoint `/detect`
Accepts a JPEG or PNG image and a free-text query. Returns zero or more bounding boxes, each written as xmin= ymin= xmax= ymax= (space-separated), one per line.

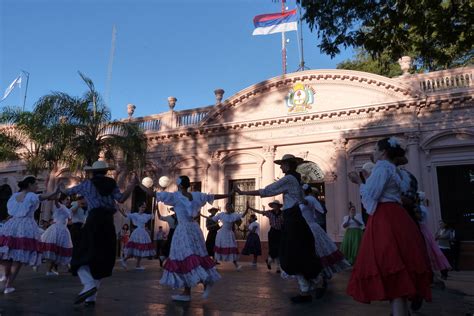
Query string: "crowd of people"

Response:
xmin=0 ymin=136 xmax=460 ymax=315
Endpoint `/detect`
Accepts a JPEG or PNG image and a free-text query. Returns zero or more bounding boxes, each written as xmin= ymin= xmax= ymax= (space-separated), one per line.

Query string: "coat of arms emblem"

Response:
xmin=286 ymin=83 xmax=315 ymax=114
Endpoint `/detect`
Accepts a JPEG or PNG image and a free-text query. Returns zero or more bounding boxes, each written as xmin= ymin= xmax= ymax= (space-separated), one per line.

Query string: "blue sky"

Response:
xmin=1 ymin=0 xmax=354 ymax=119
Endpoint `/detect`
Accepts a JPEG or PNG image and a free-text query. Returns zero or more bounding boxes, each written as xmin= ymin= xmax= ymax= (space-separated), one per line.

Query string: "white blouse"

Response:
xmin=341 ymin=214 xmax=365 ymax=230
xmin=52 ymin=204 xmax=72 ymax=226
xmin=259 ymin=174 xmax=305 ymax=210
xmin=7 ymin=192 xmax=40 ymax=218
xmin=212 ymin=212 xmax=242 ymax=231
xmin=248 ymin=221 xmax=260 ymax=235
xmin=129 ymin=213 xmax=153 ymax=229
xmin=360 ymin=160 xmax=407 ymax=215
xmin=156 ymin=191 xmax=214 ymax=223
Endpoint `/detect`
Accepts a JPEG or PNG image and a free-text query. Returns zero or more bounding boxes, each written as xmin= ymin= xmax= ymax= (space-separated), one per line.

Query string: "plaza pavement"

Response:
xmin=0 ymin=259 xmax=473 ymax=316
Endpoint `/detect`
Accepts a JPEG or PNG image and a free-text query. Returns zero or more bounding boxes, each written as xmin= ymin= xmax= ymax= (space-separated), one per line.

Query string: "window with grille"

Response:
xmin=229 ymin=179 xmax=255 ymax=240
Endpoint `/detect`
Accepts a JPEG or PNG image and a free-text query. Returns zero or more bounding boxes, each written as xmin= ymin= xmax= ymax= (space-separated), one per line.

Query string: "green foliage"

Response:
xmin=298 ymin=0 xmax=473 ymax=70
xmin=337 ymin=50 xmax=403 ymax=77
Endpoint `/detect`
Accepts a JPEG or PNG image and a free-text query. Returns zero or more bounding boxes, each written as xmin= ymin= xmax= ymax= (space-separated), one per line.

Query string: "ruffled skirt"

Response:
xmin=160 ymin=221 xmax=220 ymax=289
xmin=307 ymin=221 xmax=350 ymax=279
xmin=347 ymin=202 xmax=432 ymax=303
xmin=40 ymin=223 xmax=73 ymax=265
xmin=124 ymin=227 xmax=156 ymax=258
xmin=0 ymin=217 xmax=42 ymax=266
xmin=214 ymin=228 xmax=239 ymax=262
xmin=419 ymin=223 xmax=451 ymax=272
xmin=241 ymin=232 xmax=262 ymax=256
xmin=340 ymin=228 xmax=364 ymax=265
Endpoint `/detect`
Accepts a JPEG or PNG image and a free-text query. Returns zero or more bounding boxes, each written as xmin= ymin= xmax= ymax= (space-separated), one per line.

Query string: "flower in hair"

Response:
xmin=388 ymin=137 xmax=399 ymax=148
xmin=302 ymin=183 xmax=309 ymax=190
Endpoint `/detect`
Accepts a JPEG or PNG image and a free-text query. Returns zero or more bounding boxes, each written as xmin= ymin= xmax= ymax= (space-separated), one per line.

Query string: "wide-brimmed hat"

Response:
xmin=268 ymin=199 xmax=283 ymax=207
xmin=274 ymin=154 xmax=304 ymax=165
xmin=84 ymin=160 xmax=115 ymax=171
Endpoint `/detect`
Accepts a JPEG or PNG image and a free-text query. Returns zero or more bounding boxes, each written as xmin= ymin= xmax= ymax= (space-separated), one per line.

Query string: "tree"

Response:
xmin=298 ymin=0 xmax=473 ymax=70
xmin=337 ymin=50 xmax=403 ymax=77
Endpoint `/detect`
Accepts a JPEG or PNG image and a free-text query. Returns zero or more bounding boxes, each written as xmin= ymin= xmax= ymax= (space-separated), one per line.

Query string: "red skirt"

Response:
xmin=347 ymin=202 xmax=432 ymax=303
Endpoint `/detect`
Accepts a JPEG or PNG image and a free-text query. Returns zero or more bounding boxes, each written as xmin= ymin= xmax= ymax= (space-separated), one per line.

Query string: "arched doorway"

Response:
xmin=0 ymin=184 xmax=13 ymax=220
xmin=297 ymin=161 xmax=326 ymax=201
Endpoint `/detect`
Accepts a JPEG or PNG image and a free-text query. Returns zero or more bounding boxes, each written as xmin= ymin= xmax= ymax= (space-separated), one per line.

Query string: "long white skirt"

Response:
xmin=160 ymin=221 xmax=220 ymax=289
xmin=0 ymin=217 xmax=42 ymax=266
xmin=41 ymin=223 xmax=73 ymax=265
xmin=214 ymin=228 xmax=239 ymax=262
xmin=124 ymin=227 xmax=156 ymax=258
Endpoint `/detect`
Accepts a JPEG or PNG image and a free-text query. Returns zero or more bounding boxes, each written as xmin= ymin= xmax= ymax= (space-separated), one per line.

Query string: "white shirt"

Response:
xmin=299 ymin=196 xmax=320 ymax=224
xmin=419 ymin=205 xmax=429 ymax=225
xmin=360 ymin=160 xmax=407 ymax=215
xmin=156 ymin=191 xmax=214 ymax=224
xmin=259 ymin=174 xmax=305 ymax=210
xmin=248 ymin=221 xmax=260 ymax=235
xmin=70 ymin=201 xmax=87 ymax=224
xmin=342 ymin=214 xmax=365 ymax=230
xmin=212 ymin=212 xmax=242 ymax=231
xmin=52 ymin=204 xmax=72 ymax=226
xmin=128 ymin=212 xmax=152 ymax=229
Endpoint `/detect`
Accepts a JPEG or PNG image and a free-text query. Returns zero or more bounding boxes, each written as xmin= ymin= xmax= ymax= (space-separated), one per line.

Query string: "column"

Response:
xmin=208 ymin=151 xmax=221 ymax=194
xmin=260 ymin=145 xmax=276 ymax=242
xmin=332 ymin=138 xmax=349 ymax=238
xmin=405 ymin=132 xmax=422 ymax=186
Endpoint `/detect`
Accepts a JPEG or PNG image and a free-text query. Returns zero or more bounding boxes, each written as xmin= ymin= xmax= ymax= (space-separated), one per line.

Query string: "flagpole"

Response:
xmin=21 ymin=70 xmax=30 ymax=111
xmin=296 ymin=3 xmax=308 ymax=71
xmin=281 ymin=1 xmax=286 ymax=75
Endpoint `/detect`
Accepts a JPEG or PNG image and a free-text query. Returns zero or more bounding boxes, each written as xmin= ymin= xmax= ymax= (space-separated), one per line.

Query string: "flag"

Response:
xmin=1 ymin=75 xmax=22 ymax=102
xmin=252 ymin=9 xmax=297 ymax=36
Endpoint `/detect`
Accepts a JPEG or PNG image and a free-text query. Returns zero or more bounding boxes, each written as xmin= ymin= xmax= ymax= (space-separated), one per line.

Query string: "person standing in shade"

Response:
xmin=68 ymin=195 xmax=87 ymax=248
xmin=157 ymin=207 xmax=177 ymax=262
xmin=205 ymin=208 xmax=220 ymax=262
xmin=60 ymin=161 xmax=137 ymax=306
xmin=241 ymin=214 xmax=262 ymax=266
xmin=340 ymin=204 xmax=364 ymax=265
xmin=435 ymin=220 xmax=455 ymax=279
xmin=235 ymin=154 xmax=322 ymax=304
xmin=154 ymin=226 xmax=166 ymax=265
xmin=246 ymin=200 xmax=284 ymax=273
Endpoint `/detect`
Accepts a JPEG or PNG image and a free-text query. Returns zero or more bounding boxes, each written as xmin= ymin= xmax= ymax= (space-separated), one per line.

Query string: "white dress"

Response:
xmin=156 ymin=191 xmax=221 ymax=288
xmin=300 ymin=196 xmax=351 ymax=279
xmin=0 ymin=192 xmax=42 ymax=265
xmin=41 ymin=204 xmax=73 ymax=265
xmin=212 ymin=212 xmax=243 ymax=262
xmin=124 ymin=213 xmax=156 ymax=258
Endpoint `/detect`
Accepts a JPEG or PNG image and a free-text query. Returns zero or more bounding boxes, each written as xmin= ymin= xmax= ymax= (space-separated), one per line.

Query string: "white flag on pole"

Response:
xmin=1 ymin=75 xmax=22 ymax=102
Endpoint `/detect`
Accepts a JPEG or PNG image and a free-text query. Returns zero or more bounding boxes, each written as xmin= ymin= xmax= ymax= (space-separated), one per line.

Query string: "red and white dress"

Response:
xmin=40 ymin=204 xmax=73 ymax=265
xmin=347 ymin=160 xmax=432 ymax=303
xmin=212 ymin=212 xmax=242 ymax=262
xmin=124 ymin=213 xmax=156 ymax=258
xmin=156 ymin=191 xmax=220 ymax=289
xmin=0 ymin=192 xmax=42 ymax=266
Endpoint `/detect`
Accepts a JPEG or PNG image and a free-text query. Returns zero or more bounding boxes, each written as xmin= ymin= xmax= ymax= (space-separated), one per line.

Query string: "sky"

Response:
xmin=0 ymin=0 xmax=354 ymax=119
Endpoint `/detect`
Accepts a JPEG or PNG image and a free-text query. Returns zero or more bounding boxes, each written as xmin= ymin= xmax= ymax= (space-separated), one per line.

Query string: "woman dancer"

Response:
xmin=340 ymin=204 xmax=364 ymax=265
xmin=205 ymin=208 xmax=220 ymax=262
xmin=435 ymin=220 xmax=455 ymax=279
xmin=415 ymin=192 xmax=451 ymax=282
xmin=118 ymin=224 xmax=130 ymax=258
xmin=300 ymin=184 xmax=350 ymax=283
xmin=119 ymin=201 xmax=156 ymax=270
xmin=236 ymin=154 xmax=322 ymax=304
xmin=346 ymin=137 xmax=432 ymax=316
xmin=0 ymin=176 xmax=58 ymax=294
xmin=140 ymin=175 xmax=230 ymax=302
xmin=207 ymin=202 xmax=248 ymax=271
xmin=41 ymin=193 xmax=73 ymax=275
xmin=247 ymin=200 xmax=283 ymax=273
xmin=60 ymin=161 xmax=137 ymax=306
xmin=241 ymin=214 xmax=262 ymax=266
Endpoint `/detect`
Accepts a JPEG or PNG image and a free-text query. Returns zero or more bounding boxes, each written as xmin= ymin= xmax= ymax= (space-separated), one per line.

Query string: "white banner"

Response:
xmin=1 ymin=75 xmax=22 ymax=102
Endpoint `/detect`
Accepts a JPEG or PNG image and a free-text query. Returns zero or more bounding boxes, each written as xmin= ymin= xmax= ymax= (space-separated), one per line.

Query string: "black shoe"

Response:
xmin=74 ymin=287 xmax=97 ymax=305
xmin=410 ymin=298 xmax=423 ymax=311
xmin=159 ymin=259 xmax=163 ymax=267
xmin=290 ymin=295 xmax=312 ymax=304
xmin=266 ymin=258 xmax=272 ymax=270
xmin=84 ymin=301 xmax=96 ymax=307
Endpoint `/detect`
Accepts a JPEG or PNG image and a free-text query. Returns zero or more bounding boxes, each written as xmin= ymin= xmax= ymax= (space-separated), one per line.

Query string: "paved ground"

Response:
xmin=0 ymin=259 xmax=473 ymax=316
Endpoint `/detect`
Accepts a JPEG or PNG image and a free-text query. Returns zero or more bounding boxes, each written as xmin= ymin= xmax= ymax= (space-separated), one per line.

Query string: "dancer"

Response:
xmin=241 ymin=214 xmax=261 ymax=266
xmin=40 ymin=193 xmax=73 ymax=275
xmin=205 ymin=208 xmax=220 ymax=262
xmin=247 ymin=200 xmax=283 ymax=273
xmin=154 ymin=226 xmax=166 ymax=264
xmin=235 ymin=154 xmax=322 ymax=304
xmin=0 ymin=176 xmax=58 ymax=294
xmin=118 ymin=201 xmax=156 ymax=270
xmin=140 ymin=175 xmax=230 ymax=302
xmin=68 ymin=195 xmax=87 ymax=248
xmin=300 ymin=184 xmax=350 ymax=283
xmin=340 ymin=204 xmax=364 ymax=265
xmin=415 ymin=192 xmax=451 ymax=282
xmin=435 ymin=220 xmax=455 ymax=279
xmin=346 ymin=137 xmax=432 ymax=316
xmin=157 ymin=207 xmax=177 ymax=261
xmin=118 ymin=224 xmax=130 ymax=258
xmin=206 ymin=202 xmax=248 ymax=271
xmin=60 ymin=161 xmax=137 ymax=306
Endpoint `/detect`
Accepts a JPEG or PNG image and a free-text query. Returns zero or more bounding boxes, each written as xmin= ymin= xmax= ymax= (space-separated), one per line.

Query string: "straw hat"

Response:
xmin=274 ymin=154 xmax=304 ymax=165
xmin=84 ymin=160 xmax=114 ymax=171
xmin=268 ymin=199 xmax=283 ymax=207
